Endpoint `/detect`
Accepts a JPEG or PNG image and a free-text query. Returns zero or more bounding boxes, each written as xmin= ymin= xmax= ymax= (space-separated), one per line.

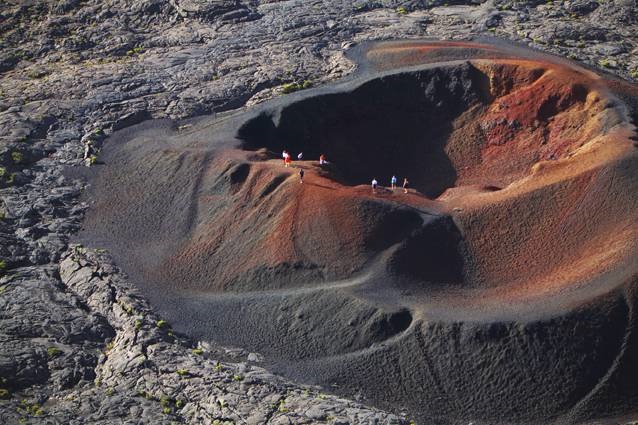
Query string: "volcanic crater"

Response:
xmin=78 ymin=41 xmax=638 ymax=424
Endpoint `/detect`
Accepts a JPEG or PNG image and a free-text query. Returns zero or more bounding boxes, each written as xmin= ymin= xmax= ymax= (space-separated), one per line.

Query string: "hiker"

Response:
xmin=403 ymin=177 xmax=409 ymax=194
xmin=372 ymin=178 xmax=378 ymax=193
xmin=282 ymin=150 xmax=290 ymax=165
xmin=282 ymin=150 xmax=292 ymax=167
xmin=391 ymin=175 xmax=397 ymax=190
xmin=297 ymin=152 xmax=303 ymax=160
xmin=319 ymin=154 xmax=326 ymax=165
xmin=299 ymin=168 xmax=304 ymax=183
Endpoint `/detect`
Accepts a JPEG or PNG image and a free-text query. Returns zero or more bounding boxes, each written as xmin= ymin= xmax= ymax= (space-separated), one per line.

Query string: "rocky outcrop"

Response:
xmin=0 ymin=246 xmax=406 ymax=424
xmin=168 ymin=0 xmax=261 ymax=23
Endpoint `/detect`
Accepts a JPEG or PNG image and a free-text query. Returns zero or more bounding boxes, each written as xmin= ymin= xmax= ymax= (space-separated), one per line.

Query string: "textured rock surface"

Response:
xmin=2 ymin=247 xmax=406 ymax=424
xmin=0 ymin=0 xmax=637 ymax=423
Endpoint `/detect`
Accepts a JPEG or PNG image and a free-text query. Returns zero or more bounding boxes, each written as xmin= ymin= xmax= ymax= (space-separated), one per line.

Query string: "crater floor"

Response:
xmin=78 ymin=40 xmax=638 ymax=424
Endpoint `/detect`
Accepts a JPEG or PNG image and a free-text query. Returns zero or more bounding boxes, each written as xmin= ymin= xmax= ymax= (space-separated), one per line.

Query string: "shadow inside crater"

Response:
xmin=238 ymin=62 xmax=493 ymax=198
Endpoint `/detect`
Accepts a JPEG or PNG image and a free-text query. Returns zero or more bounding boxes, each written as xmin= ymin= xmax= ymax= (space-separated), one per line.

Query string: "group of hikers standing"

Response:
xmin=372 ymin=176 xmax=409 ymax=194
xmin=282 ymin=150 xmax=327 ymax=183
xmin=281 ymin=149 xmax=409 ymax=193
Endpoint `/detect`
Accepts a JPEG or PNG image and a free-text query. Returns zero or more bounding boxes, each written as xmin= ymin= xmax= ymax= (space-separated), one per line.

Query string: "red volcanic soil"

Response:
xmin=77 ymin=41 xmax=638 ymax=424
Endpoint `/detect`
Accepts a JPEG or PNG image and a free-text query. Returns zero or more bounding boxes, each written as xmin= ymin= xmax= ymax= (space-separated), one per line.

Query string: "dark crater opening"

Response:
xmin=238 ymin=63 xmax=491 ymax=197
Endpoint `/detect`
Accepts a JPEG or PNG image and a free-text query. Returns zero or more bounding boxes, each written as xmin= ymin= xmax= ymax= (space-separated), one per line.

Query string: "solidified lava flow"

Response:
xmin=78 ymin=41 xmax=638 ymax=424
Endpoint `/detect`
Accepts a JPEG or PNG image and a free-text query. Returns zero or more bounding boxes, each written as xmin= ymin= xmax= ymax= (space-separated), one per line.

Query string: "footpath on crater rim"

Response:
xmin=1 ymin=1 xmax=637 ymax=424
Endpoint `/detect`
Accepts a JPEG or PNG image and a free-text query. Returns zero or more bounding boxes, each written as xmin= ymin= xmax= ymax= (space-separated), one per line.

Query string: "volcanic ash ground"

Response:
xmin=79 ymin=41 xmax=638 ymax=424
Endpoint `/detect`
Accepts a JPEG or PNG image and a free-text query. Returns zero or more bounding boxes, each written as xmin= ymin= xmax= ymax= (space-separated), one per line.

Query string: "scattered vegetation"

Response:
xmin=156 ymin=319 xmax=168 ymax=328
xmin=26 ymin=69 xmax=47 ymax=79
xmin=18 ymin=400 xmax=44 ymax=416
xmin=0 ymin=260 xmax=7 ymax=273
xmin=396 ymin=6 xmax=408 ymax=14
xmin=0 ymin=388 xmax=9 ymax=399
xmin=630 ymin=68 xmax=638 ymax=79
xmin=160 ymin=395 xmax=180 ymax=414
xmin=215 ymin=361 xmax=222 ymax=371
xmin=598 ymin=58 xmax=614 ymax=68
xmin=192 ymin=348 xmax=203 ymax=355
xmin=119 ymin=301 xmax=134 ymax=315
xmin=175 ymin=368 xmax=189 ymax=376
xmin=135 ymin=319 xmax=143 ymax=330
xmin=47 ymin=346 xmax=61 ymax=358
xmin=160 ymin=395 xmax=172 ymax=407
xmin=126 ymin=46 xmax=144 ymax=56
xmin=217 ymin=398 xmax=226 ymax=409
xmin=11 ymin=151 xmax=24 ymax=164
xmin=106 ymin=387 xmax=115 ymax=396
xmin=277 ymin=399 xmax=288 ymax=413
xmin=281 ymin=80 xmax=312 ymax=94
xmin=232 ymin=374 xmax=243 ymax=381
